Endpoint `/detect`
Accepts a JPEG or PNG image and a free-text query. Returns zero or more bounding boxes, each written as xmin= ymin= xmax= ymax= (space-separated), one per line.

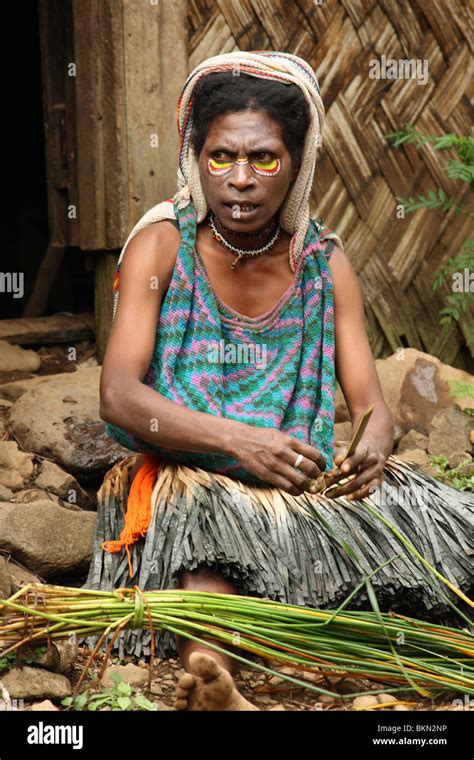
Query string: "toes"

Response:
xmin=175 ymin=673 xmax=195 ymax=711
xmin=178 ymin=673 xmax=195 ymax=689
xmin=189 ymin=652 xmax=222 ymax=682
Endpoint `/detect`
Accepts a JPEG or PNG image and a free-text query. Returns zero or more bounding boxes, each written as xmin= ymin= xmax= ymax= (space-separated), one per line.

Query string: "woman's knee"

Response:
xmin=178 ymin=563 xmax=238 ymax=595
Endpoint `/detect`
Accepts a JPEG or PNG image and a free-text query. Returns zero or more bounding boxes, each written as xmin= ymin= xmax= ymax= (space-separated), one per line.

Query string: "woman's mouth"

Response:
xmin=224 ymin=202 xmax=260 ymax=215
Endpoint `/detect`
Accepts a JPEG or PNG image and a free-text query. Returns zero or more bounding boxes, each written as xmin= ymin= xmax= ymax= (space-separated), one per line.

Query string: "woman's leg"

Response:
xmin=175 ymin=564 xmax=239 ymax=675
xmin=173 ymin=564 xmax=259 ymax=710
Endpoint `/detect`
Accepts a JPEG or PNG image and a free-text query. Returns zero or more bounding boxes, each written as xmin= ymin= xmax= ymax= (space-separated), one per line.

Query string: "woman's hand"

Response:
xmin=230 ymin=424 xmax=328 ymax=495
xmin=327 ymin=437 xmax=387 ymax=501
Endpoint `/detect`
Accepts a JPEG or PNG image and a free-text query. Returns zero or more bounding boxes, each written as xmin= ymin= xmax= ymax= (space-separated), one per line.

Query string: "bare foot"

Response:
xmin=175 ymin=652 xmax=259 ymax=711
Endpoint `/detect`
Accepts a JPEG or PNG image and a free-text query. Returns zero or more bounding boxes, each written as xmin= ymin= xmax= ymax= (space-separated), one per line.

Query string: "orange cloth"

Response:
xmin=102 ymin=454 xmax=162 ymax=577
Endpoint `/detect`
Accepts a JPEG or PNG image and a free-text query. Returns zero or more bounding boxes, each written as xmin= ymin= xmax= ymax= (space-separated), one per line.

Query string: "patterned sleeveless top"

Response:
xmin=105 ymin=200 xmax=337 ymax=483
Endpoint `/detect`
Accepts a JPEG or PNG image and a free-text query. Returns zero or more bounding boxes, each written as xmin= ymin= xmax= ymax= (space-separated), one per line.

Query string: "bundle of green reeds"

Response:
xmin=1 ymin=581 xmax=472 ymax=702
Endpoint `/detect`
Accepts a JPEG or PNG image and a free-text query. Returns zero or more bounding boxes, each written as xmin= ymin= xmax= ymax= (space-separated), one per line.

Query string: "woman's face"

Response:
xmin=198 ymin=109 xmax=299 ymax=231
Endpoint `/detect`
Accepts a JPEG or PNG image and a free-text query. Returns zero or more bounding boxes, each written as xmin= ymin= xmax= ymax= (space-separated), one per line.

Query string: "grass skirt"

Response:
xmin=82 ymin=454 xmax=474 ymax=660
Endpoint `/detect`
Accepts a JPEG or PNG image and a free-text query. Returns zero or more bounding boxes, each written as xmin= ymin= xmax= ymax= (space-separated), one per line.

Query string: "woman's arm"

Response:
xmin=99 ymin=222 xmax=241 ymax=456
xmin=327 ymin=245 xmax=394 ymax=500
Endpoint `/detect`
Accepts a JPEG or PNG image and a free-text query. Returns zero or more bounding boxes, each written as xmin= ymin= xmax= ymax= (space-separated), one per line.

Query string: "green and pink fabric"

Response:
xmin=105 ymin=199 xmax=338 ymax=481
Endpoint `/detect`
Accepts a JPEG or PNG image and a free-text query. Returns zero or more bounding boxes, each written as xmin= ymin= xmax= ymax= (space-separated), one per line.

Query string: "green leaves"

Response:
xmin=428 ymin=453 xmax=473 ymax=492
xmin=60 ymin=673 xmax=157 ymax=712
xmin=386 ymin=123 xmax=474 ymax=353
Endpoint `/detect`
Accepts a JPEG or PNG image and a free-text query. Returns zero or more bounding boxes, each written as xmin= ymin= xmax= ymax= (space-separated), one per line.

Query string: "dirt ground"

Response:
xmin=45 ymin=646 xmax=469 ymax=713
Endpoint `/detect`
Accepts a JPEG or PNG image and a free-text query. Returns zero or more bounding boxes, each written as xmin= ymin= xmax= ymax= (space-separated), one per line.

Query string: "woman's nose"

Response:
xmin=228 ymin=163 xmax=256 ymax=189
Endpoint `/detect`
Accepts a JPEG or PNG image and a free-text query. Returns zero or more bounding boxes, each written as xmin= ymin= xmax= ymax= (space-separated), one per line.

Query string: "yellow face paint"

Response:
xmin=251 ymin=157 xmax=281 ymax=175
xmin=207 ymin=154 xmax=281 ymax=177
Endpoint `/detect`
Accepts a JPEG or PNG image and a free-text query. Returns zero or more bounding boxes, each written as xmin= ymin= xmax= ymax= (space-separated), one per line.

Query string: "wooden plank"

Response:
xmin=22 ymin=246 xmax=66 ymax=317
xmin=63 ymin=0 xmax=80 ymax=247
xmin=94 ymin=254 xmax=118 ymax=363
xmin=38 ymin=0 xmax=74 ymax=247
xmin=0 ymin=314 xmax=95 ymax=345
xmin=100 ymin=0 xmax=129 ymax=249
xmin=72 ymin=0 xmax=106 ymax=249
xmin=156 ymin=0 xmax=188 ymax=198
xmin=121 ymin=0 xmax=187 ymax=229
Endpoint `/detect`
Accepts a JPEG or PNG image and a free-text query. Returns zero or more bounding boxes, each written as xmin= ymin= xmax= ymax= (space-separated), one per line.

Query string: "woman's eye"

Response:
xmin=253 ymin=153 xmax=273 ymax=162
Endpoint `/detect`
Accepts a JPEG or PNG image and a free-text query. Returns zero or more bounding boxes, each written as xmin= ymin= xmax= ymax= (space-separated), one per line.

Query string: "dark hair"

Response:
xmin=189 ymin=71 xmax=310 ymax=169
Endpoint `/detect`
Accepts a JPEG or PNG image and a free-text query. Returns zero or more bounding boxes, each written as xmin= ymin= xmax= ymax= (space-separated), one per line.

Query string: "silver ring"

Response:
xmin=293 ymin=454 xmax=304 ymax=469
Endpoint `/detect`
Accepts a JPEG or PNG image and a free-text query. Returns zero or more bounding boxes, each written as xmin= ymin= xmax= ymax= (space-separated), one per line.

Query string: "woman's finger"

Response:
xmin=284 ymin=451 xmax=322 ymax=480
xmin=273 ymin=460 xmax=313 ymax=494
xmin=337 ymin=444 xmax=375 ymax=476
xmin=267 ymin=470 xmax=305 ymax=494
xmin=291 ymin=439 xmax=327 ymax=473
xmin=347 ymin=478 xmax=382 ymax=502
xmin=326 ymin=464 xmax=381 ymax=498
xmin=333 ymin=446 xmax=348 ymax=467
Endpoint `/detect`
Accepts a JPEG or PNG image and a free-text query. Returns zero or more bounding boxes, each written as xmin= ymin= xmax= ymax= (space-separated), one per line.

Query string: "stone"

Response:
xmin=330 ymin=677 xmax=369 ymax=695
xmin=0 ymin=499 xmax=96 ymax=578
xmin=352 ymin=695 xmax=379 ymax=709
xmin=397 ymin=429 xmax=429 ymax=453
xmin=428 ymin=407 xmax=473 ymax=460
xmin=394 ymin=704 xmax=411 ymax=711
xmin=151 ymin=700 xmax=173 ymax=711
xmin=0 ymin=341 xmax=41 ymax=373
xmin=375 ymin=349 xmax=474 ymax=441
xmin=456 ymin=459 xmax=474 ymax=478
xmin=23 ymin=639 xmax=78 ymax=674
xmin=278 ymin=666 xmax=297 ymax=677
xmin=7 ymin=558 xmax=44 ymax=590
xmin=449 ymin=453 xmax=472 ymax=469
xmin=0 ymin=441 xmax=34 ymax=491
xmin=396 ymin=449 xmax=432 ymax=470
xmin=2 ymin=666 xmax=71 ymax=700
xmin=0 ymin=556 xmax=13 ymax=599
xmin=35 ymin=460 xmax=93 ymax=509
xmin=268 ymin=704 xmax=286 ymax=710
xmin=100 ymin=663 xmax=149 ymax=688
xmin=0 ymin=484 xmax=14 ymax=500
xmin=253 ymin=695 xmax=276 ymax=704
xmin=8 ymin=367 xmax=131 ymax=478
xmin=29 ymin=700 xmax=59 ymax=711
xmin=23 ymin=645 xmax=60 ymax=671
xmin=0 ymin=376 xmax=52 ymax=402
xmin=376 ymin=693 xmax=398 ymax=704
xmin=55 ymin=639 xmax=79 ymax=674
xmin=268 ymin=675 xmax=284 ymax=686
xmin=319 ymin=694 xmax=336 ymax=703
xmin=13 ymin=488 xmax=64 ymax=506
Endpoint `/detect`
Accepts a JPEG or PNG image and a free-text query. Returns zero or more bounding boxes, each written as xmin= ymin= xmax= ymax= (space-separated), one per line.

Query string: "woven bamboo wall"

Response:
xmin=187 ymin=0 xmax=473 ymax=370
